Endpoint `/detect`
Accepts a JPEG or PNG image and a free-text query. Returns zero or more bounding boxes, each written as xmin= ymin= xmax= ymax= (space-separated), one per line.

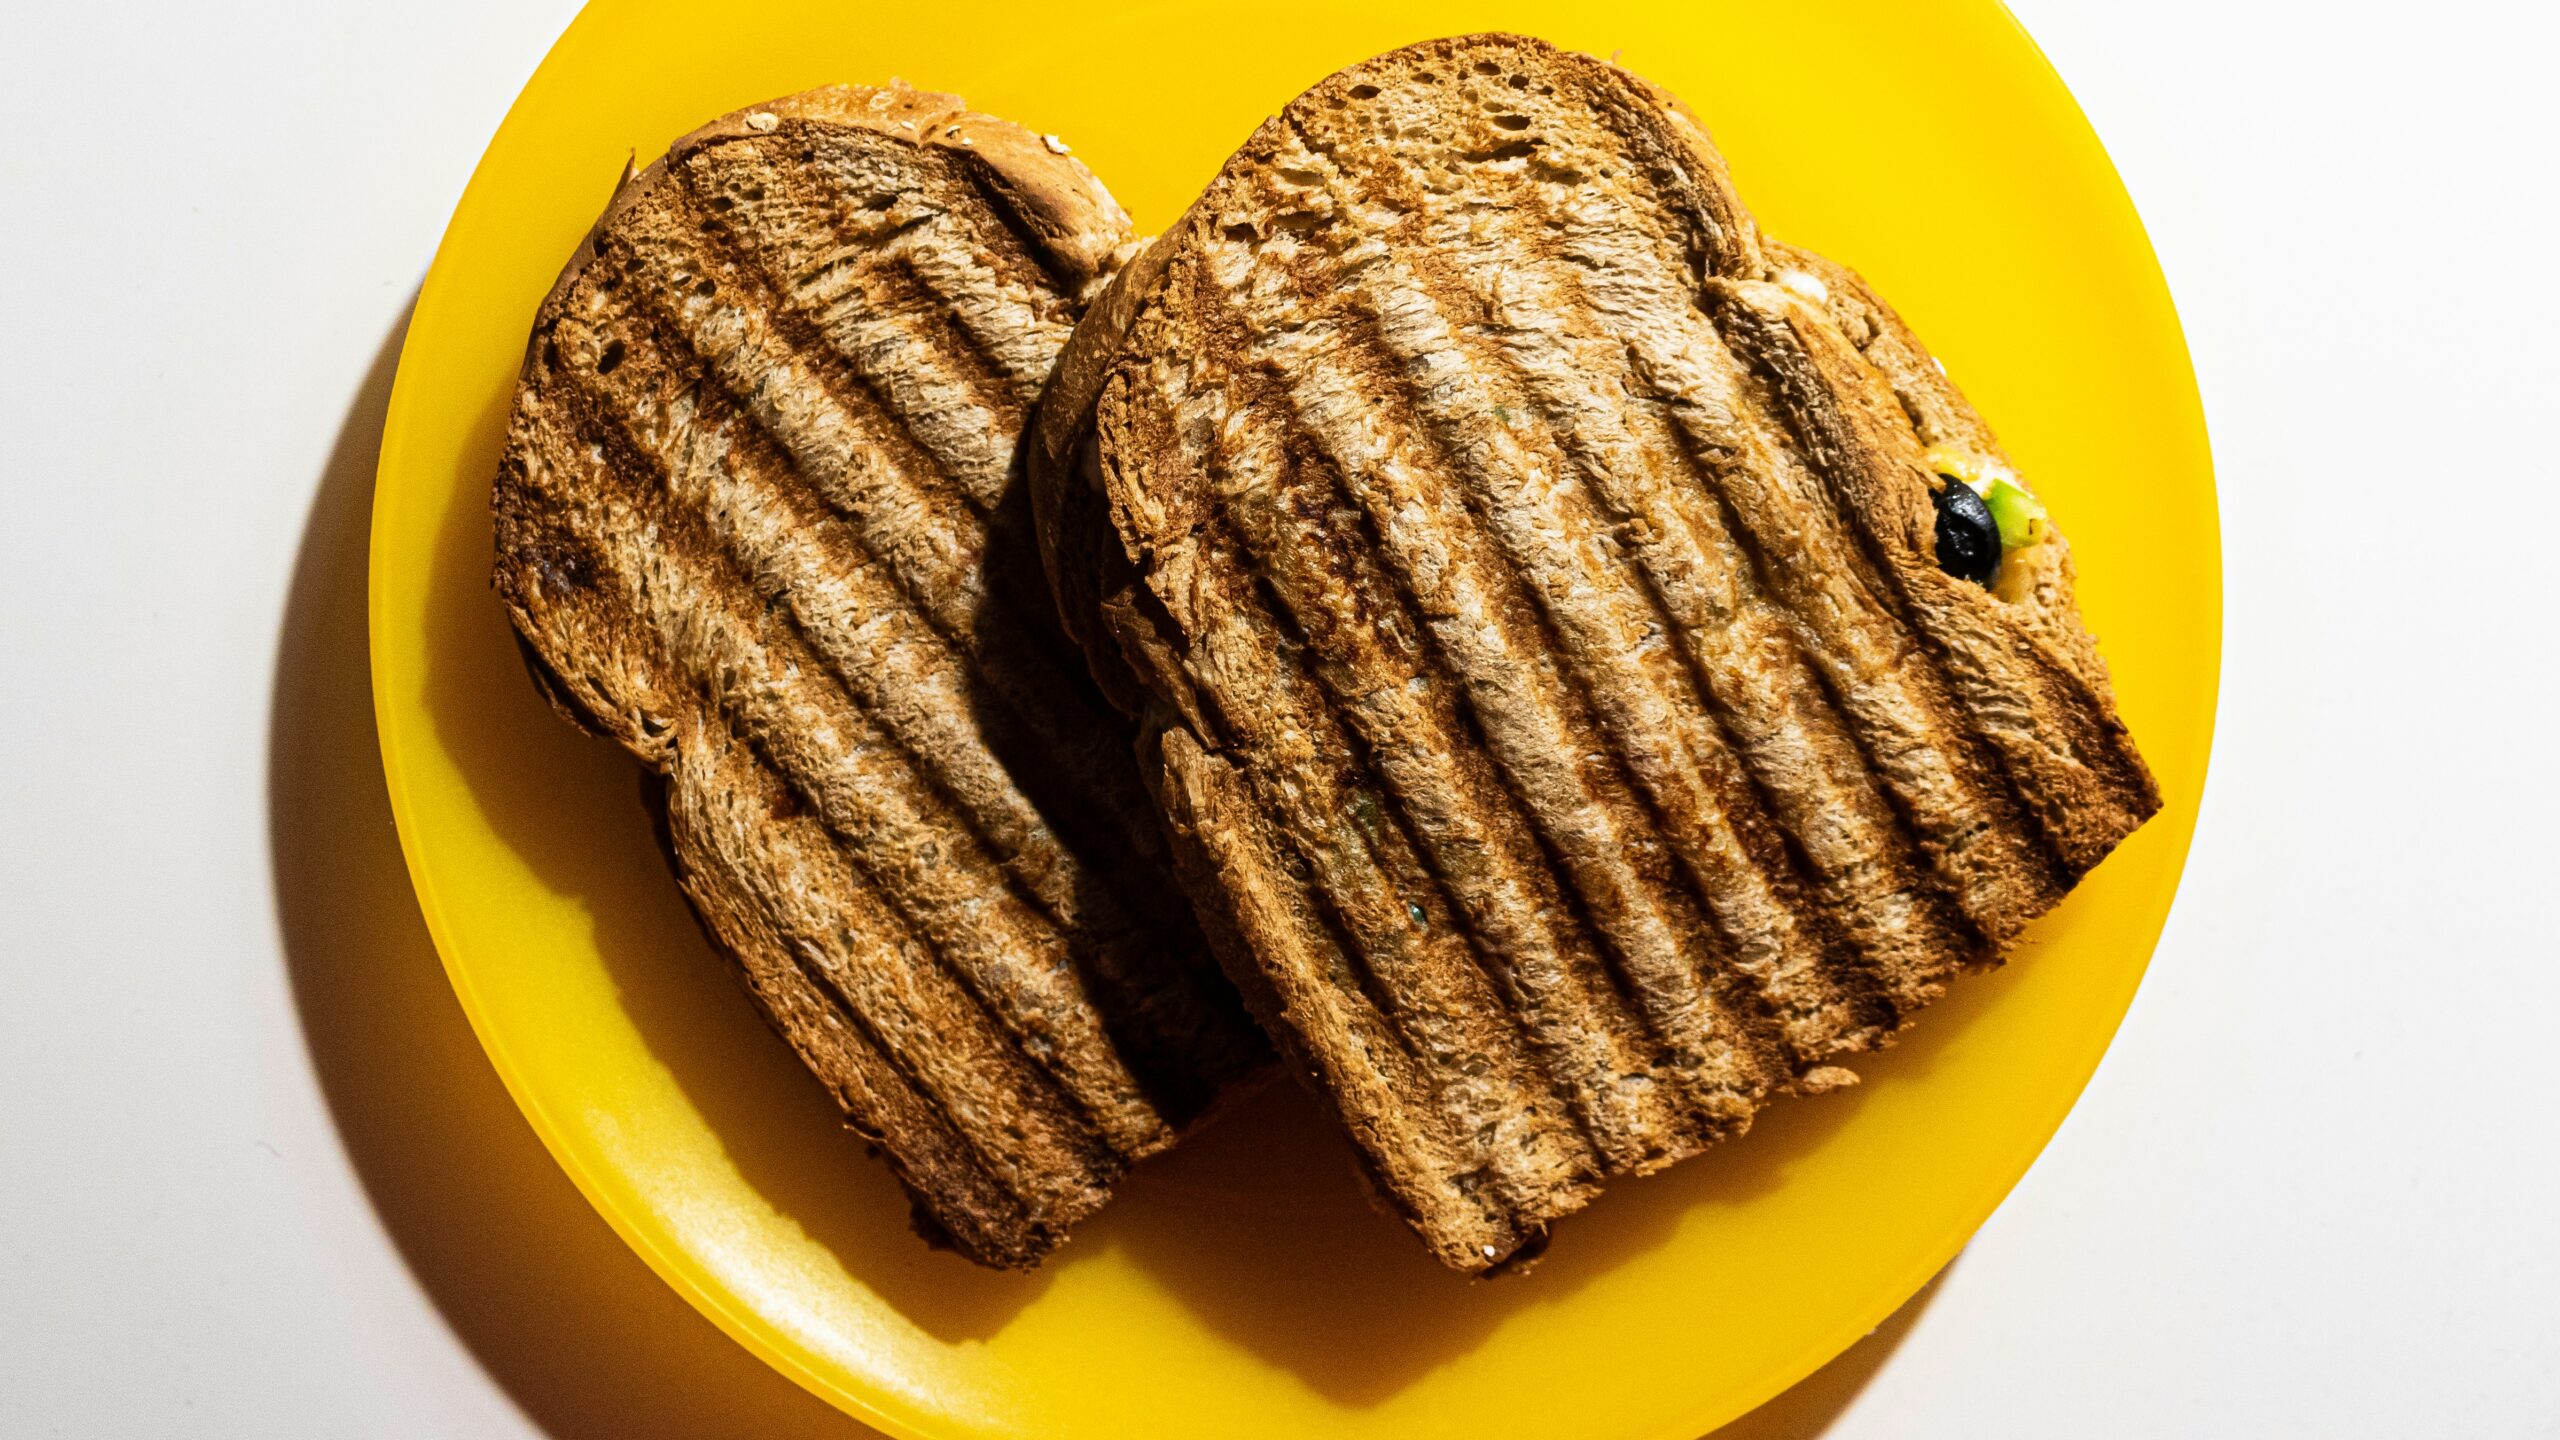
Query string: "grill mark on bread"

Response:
xmin=1293 ymin=234 xmax=1863 ymax=1062
xmin=1707 ymin=283 xmax=2159 ymax=878
xmin=495 ymin=490 xmax=1113 ymax=1239
xmin=764 ymin=187 xmax=1069 ymax=384
xmin=946 ymin=150 xmax=1111 ymax=305
xmin=1187 ymin=576 xmax=1602 ymax=1223
xmin=1487 ymin=210 xmax=2061 ymax=935
xmin=1535 ymin=67 xmax=2083 ymax=930
xmin=666 ymin=164 xmax=974 ymax=504
xmin=1276 ymin=96 xmax=1974 ymax=1020
xmin=674 ymin=133 xmax=1058 ymax=503
xmin=604 ymin=213 xmax=998 ymax=634
xmin=1189 ymin=372 xmax=1703 ymax=1168
xmin=931 ymin=150 xmax=1111 ymax=345
xmin=1630 ymin=308 xmax=2065 ymax=936
xmin=1179 ymin=255 xmax=1781 ymax=1112
xmin=614 ymin=183 xmax=1075 ymax=709
xmin=1152 ymin=727 xmax=1539 ymax=1265
xmin=617 ymin=207 xmax=1137 ymax=822
xmin=785 ymin=122 xmax=1082 ymax=308
xmin=1770 ymin=242 xmax=2117 ymax=708
xmin=603 ymin=201 xmax=1174 ymax=873
xmin=752 ymin=237 xmax=1025 ymax=508
xmin=1710 ymin=289 xmax=2079 ymax=872
xmin=515 ymin=387 xmax=1176 ymax=1159
xmin=799 ymin=250 xmax=1027 ymax=492
xmin=656 ymin=760 xmax=1060 ymax=1262
xmin=554 ymin=296 xmax=1136 ymax=943
xmin=758 ymin=125 xmax=1098 ymax=410
xmin=542 ymin=469 xmax=1148 ymax=1152
xmin=1182 ymin=266 xmax=1761 ymax=1076
xmin=664 ymin=385 xmax=1092 ymax=926
xmin=1105 ymin=366 xmax=1604 ymax=1216
xmin=669 ymin=717 xmax=1123 ymax=1213
xmin=589 ymin=350 xmax=1247 ymax=1097
xmin=896 ymin=241 xmax=1080 ymax=406
xmin=1394 ymin=58 xmax=2045 ymax=935
xmin=1436 ymin=183 xmax=1978 ymax=1012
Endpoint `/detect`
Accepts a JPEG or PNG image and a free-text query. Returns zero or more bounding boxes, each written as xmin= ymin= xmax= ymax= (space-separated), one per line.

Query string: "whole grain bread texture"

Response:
xmin=493 ymin=83 xmax=1267 ymax=1270
xmin=1029 ymin=35 xmax=2160 ymax=1273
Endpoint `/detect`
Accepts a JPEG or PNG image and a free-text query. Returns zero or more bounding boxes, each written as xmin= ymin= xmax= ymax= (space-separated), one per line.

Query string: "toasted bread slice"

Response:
xmin=1031 ymin=35 xmax=2160 ymax=1271
xmin=493 ymin=84 xmax=1266 ymax=1269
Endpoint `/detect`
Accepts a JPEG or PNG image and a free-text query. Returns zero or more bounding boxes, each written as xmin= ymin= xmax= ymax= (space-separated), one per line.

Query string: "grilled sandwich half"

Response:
xmin=1030 ymin=34 xmax=2161 ymax=1272
xmin=493 ymin=84 xmax=1267 ymax=1269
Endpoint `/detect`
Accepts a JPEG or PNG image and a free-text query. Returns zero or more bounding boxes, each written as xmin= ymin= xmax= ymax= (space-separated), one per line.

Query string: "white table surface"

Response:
xmin=4 ymin=1 xmax=2554 ymax=1434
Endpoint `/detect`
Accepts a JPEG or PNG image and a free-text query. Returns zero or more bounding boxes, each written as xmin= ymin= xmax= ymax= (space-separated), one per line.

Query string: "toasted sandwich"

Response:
xmin=1030 ymin=35 xmax=2160 ymax=1272
xmin=493 ymin=84 xmax=1266 ymax=1269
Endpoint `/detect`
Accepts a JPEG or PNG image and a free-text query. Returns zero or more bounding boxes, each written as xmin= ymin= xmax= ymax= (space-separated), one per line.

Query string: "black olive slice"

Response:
xmin=1932 ymin=478 xmax=2001 ymax=586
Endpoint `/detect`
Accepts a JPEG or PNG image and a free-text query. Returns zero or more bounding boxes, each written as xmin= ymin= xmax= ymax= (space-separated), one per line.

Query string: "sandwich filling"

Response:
xmin=1927 ymin=444 xmax=2054 ymax=599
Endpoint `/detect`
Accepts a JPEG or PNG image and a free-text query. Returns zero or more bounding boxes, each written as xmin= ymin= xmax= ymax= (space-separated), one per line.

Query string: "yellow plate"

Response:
xmin=370 ymin=1 xmax=2217 ymax=1435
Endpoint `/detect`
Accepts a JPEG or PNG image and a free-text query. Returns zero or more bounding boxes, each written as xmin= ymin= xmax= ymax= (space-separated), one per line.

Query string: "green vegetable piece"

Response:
xmin=1982 ymin=479 xmax=2045 ymax=549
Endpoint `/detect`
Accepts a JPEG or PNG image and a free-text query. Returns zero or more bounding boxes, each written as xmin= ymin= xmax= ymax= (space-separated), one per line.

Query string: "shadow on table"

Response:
xmin=268 ymin=308 xmax=1944 ymax=1440
xmin=267 ymin=309 xmax=881 ymax=1439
